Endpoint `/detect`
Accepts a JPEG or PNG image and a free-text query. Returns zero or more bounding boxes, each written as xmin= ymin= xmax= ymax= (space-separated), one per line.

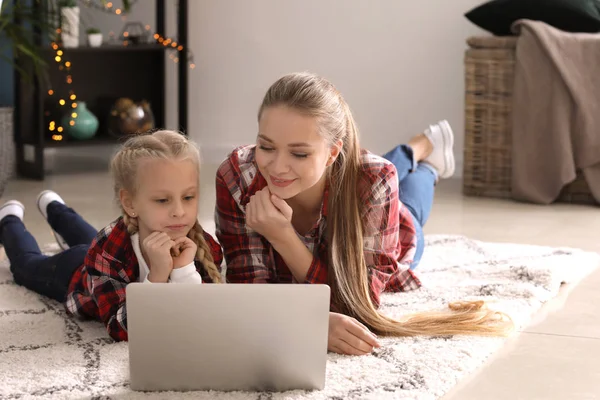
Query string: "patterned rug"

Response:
xmin=1 ymin=235 xmax=598 ymax=400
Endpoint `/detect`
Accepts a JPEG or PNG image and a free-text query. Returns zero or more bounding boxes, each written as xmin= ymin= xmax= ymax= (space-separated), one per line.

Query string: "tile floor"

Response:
xmin=2 ymin=164 xmax=600 ymax=399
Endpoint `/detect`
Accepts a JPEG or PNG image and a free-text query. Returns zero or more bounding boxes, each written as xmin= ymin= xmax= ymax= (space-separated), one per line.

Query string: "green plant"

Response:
xmin=86 ymin=27 xmax=100 ymax=34
xmin=0 ymin=0 xmax=61 ymax=83
xmin=0 ymin=0 xmax=134 ymax=83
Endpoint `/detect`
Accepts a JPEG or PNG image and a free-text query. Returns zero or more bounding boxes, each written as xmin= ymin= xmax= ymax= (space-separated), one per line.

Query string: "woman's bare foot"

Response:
xmin=407 ymin=133 xmax=434 ymax=162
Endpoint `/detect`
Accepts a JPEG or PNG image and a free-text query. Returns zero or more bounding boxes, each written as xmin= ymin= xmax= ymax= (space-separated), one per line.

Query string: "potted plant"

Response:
xmin=86 ymin=27 xmax=102 ymax=47
xmin=59 ymin=0 xmax=79 ymax=48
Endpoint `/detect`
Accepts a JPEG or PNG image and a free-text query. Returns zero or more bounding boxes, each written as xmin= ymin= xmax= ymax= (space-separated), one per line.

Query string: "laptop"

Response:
xmin=126 ymin=283 xmax=330 ymax=392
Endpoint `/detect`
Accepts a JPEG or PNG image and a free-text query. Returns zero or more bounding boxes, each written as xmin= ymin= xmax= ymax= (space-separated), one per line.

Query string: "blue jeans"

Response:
xmin=0 ymin=202 xmax=97 ymax=302
xmin=382 ymin=145 xmax=437 ymax=270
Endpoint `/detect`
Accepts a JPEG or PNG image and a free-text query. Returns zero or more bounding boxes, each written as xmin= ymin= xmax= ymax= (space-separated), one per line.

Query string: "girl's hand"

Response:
xmin=328 ymin=312 xmax=381 ymax=356
xmin=143 ymin=232 xmax=175 ymax=283
xmin=171 ymin=236 xmax=198 ymax=269
xmin=246 ymin=188 xmax=294 ymax=242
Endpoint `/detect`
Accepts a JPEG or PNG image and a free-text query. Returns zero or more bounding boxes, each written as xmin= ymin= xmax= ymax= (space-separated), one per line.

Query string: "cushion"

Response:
xmin=465 ymin=0 xmax=600 ymax=36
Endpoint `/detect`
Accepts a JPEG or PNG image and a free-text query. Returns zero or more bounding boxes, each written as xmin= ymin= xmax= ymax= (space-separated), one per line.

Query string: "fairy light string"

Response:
xmin=47 ymin=1 xmax=194 ymax=140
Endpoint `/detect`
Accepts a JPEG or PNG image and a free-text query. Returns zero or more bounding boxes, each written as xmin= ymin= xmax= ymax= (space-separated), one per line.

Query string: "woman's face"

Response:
xmin=255 ymin=105 xmax=338 ymax=200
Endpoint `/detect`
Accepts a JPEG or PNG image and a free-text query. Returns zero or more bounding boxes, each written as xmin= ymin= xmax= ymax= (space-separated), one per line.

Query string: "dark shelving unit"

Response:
xmin=13 ymin=0 xmax=188 ymax=180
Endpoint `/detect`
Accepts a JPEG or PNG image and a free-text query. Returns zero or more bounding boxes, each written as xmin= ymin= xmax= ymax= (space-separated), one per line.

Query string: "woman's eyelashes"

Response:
xmin=292 ymin=153 xmax=309 ymax=159
xmin=258 ymin=145 xmax=309 ymax=159
xmin=258 ymin=145 xmax=274 ymax=152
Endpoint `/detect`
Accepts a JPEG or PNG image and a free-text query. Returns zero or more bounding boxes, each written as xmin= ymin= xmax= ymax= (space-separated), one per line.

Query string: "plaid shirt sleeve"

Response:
xmin=65 ymin=221 xmax=132 ymax=342
xmin=303 ymin=254 xmax=328 ymax=284
xmin=215 ymin=157 xmax=273 ymax=283
xmin=86 ymin=243 xmax=129 ymax=341
xmin=361 ymin=161 xmax=421 ymax=308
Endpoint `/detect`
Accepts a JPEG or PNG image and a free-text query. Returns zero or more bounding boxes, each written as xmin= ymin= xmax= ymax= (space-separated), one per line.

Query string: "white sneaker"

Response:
xmin=422 ymin=120 xmax=455 ymax=179
xmin=0 ymin=200 xmax=25 ymax=223
xmin=37 ymin=190 xmax=69 ymax=250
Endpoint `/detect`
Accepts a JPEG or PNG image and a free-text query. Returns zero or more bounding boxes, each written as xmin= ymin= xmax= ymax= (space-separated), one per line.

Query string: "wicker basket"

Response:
xmin=0 ymin=107 xmax=15 ymax=198
xmin=463 ymin=36 xmax=596 ymax=205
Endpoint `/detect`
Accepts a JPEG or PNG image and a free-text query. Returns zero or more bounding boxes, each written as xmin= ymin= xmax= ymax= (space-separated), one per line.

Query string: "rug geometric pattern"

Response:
xmin=1 ymin=235 xmax=598 ymax=399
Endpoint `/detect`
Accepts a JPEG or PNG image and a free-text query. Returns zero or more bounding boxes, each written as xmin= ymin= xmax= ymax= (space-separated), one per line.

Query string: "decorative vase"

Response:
xmin=88 ymin=33 xmax=103 ymax=47
xmin=61 ymin=6 xmax=80 ymax=48
xmin=63 ymin=102 xmax=98 ymax=140
xmin=108 ymin=98 xmax=155 ymax=137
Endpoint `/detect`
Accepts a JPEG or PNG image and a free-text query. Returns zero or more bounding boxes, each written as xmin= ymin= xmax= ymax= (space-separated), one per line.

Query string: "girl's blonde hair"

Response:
xmin=109 ymin=130 xmax=222 ymax=283
xmin=258 ymin=72 xmax=512 ymax=336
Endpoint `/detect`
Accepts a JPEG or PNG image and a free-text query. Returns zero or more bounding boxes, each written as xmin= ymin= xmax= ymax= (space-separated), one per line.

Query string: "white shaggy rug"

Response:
xmin=1 ymin=235 xmax=598 ymax=400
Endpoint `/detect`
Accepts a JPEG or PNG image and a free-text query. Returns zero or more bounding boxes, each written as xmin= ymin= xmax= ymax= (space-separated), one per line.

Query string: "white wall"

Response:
xmin=188 ymin=0 xmax=488 ymax=175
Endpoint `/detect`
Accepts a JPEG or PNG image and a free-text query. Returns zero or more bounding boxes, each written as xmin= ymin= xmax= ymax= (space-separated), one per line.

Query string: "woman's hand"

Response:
xmin=143 ymin=232 xmax=175 ymax=283
xmin=171 ymin=236 xmax=198 ymax=269
xmin=246 ymin=188 xmax=294 ymax=242
xmin=328 ymin=312 xmax=381 ymax=356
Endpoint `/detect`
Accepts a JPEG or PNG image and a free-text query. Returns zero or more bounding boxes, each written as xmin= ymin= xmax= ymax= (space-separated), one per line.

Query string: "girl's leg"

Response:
xmin=40 ymin=191 xmax=98 ymax=246
xmin=0 ymin=215 xmax=87 ymax=302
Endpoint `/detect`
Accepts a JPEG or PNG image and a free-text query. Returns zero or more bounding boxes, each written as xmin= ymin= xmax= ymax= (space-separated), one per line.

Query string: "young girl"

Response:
xmin=216 ymin=72 xmax=512 ymax=356
xmin=0 ymin=130 xmax=222 ymax=341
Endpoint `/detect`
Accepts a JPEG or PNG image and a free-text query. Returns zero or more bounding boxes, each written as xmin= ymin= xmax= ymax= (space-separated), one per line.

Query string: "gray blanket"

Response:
xmin=511 ymin=20 xmax=600 ymax=204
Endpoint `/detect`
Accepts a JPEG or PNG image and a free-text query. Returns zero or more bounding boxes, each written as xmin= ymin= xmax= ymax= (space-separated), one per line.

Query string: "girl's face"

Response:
xmin=255 ymin=106 xmax=339 ymax=200
xmin=121 ymin=158 xmax=199 ymax=241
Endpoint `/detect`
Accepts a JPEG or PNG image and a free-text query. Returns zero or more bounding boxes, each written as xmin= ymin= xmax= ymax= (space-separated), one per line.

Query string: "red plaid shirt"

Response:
xmin=215 ymin=145 xmax=421 ymax=308
xmin=64 ymin=218 xmax=223 ymax=341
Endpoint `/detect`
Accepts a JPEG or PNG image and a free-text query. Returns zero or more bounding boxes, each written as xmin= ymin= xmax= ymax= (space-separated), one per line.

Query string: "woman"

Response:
xmin=215 ymin=72 xmax=511 ymax=356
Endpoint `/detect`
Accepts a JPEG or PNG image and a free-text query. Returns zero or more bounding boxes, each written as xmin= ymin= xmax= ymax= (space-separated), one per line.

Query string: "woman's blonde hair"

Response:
xmin=109 ymin=129 xmax=222 ymax=283
xmin=258 ymin=72 xmax=512 ymax=336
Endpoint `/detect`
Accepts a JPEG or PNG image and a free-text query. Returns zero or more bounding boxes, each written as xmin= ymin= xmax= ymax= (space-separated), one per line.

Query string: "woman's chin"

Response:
xmin=267 ymin=184 xmax=298 ymax=200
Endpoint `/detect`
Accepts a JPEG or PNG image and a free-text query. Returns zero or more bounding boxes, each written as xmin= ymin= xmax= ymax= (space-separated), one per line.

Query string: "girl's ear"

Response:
xmin=119 ymin=189 xmax=136 ymax=217
xmin=326 ymin=139 xmax=344 ymax=167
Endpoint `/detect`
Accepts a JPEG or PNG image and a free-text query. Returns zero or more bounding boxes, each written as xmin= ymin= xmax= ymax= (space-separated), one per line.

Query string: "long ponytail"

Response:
xmin=329 ymin=102 xmax=510 ymax=336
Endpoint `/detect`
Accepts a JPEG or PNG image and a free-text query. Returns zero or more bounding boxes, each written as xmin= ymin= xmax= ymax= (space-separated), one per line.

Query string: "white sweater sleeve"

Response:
xmin=169 ymin=262 xmax=203 ymax=284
